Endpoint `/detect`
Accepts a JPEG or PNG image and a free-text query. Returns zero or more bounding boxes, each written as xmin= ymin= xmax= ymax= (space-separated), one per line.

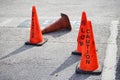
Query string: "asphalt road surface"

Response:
xmin=0 ymin=0 xmax=120 ymax=80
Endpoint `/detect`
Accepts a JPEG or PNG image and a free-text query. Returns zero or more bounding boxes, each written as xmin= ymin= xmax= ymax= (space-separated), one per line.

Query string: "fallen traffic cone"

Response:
xmin=25 ymin=6 xmax=47 ymax=46
xmin=76 ymin=21 xmax=101 ymax=74
xmin=42 ymin=13 xmax=72 ymax=34
xmin=72 ymin=11 xmax=87 ymax=55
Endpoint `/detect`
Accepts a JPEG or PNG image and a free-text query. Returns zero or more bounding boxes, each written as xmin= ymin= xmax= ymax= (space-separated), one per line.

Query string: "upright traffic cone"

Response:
xmin=25 ymin=6 xmax=47 ymax=46
xmin=72 ymin=11 xmax=87 ymax=55
xmin=76 ymin=21 xmax=101 ymax=74
xmin=42 ymin=13 xmax=72 ymax=34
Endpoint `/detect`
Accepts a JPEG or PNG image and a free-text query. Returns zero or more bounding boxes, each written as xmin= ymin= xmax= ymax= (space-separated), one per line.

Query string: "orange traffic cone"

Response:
xmin=76 ymin=21 xmax=101 ymax=74
xmin=25 ymin=6 xmax=47 ymax=46
xmin=42 ymin=13 xmax=72 ymax=34
xmin=72 ymin=11 xmax=87 ymax=55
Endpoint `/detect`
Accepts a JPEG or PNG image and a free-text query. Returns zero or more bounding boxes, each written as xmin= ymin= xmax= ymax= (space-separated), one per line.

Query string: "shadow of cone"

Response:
xmin=76 ymin=21 xmax=102 ymax=74
xmin=42 ymin=13 xmax=72 ymax=34
xmin=72 ymin=11 xmax=87 ymax=55
xmin=25 ymin=6 xmax=47 ymax=46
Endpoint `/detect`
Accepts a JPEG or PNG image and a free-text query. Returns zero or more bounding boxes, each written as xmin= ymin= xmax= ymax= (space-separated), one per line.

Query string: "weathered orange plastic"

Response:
xmin=29 ymin=6 xmax=44 ymax=44
xmin=42 ymin=13 xmax=72 ymax=34
xmin=72 ymin=11 xmax=87 ymax=55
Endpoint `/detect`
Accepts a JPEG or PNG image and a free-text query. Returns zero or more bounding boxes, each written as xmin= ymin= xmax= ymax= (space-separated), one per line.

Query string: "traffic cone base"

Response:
xmin=76 ymin=63 xmax=102 ymax=75
xmin=72 ymin=51 xmax=82 ymax=56
xmin=61 ymin=13 xmax=72 ymax=30
xmin=25 ymin=38 xmax=48 ymax=46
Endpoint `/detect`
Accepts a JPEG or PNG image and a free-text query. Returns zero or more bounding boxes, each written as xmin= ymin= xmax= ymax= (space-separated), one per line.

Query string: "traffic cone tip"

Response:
xmin=81 ymin=11 xmax=87 ymax=26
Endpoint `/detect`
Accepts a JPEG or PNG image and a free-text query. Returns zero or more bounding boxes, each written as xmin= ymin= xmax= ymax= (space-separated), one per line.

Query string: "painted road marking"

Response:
xmin=18 ymin=19 xmax=80 ymax=28
xmin=42 ymin=20 xmax=54 ymax=25
xmin=101 ymin=21 xmax=119 ymax=80
xmin=0 ymin=18 xmax=13 ymax=26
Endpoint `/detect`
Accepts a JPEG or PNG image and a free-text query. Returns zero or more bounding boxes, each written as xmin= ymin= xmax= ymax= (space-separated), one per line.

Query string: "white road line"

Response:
xmin=102 ymin=21 xmax=119 ymax=80
xmin=42 ymin=20 xmax=53 ymax=25
xmin=41 ymin=20 xmax=80 ymax=26
xmin=0 ymin=18 xmax=13 ymax=26
xmin=70 ymin=20 xmax=79 ymax=26
xmin=17 ymin=19 xmax=80 ymax=28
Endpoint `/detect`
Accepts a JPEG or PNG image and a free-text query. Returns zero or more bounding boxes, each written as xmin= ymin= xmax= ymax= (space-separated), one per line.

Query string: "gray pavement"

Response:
xmin=0 ymin=0 xmax=120 ymax=80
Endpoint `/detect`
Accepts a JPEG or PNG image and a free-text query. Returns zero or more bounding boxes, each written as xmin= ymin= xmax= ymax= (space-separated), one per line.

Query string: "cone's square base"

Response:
xmin=25 ymin=38 xmax=48 ymax=46
xmin=76 ymin=64 xmax=102 ymax=75
xmin=72 ymin=50 xmax=82 ymax=56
